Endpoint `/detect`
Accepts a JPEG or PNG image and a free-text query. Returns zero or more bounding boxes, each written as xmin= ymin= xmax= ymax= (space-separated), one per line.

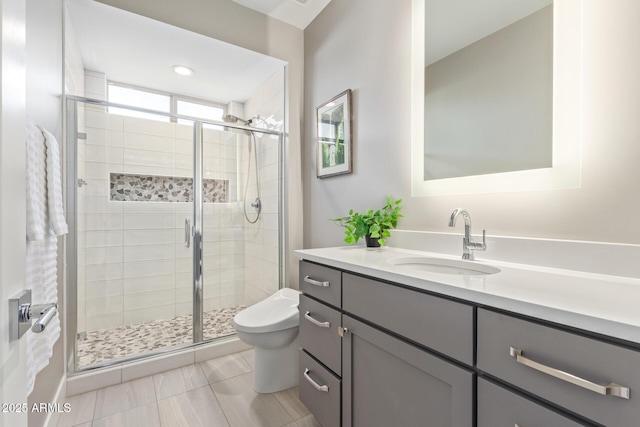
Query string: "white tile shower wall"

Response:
xmin=78 ymin=110 xmax=245 ymax=333
xmin=242 ymin=68 xmax=285 ymax=306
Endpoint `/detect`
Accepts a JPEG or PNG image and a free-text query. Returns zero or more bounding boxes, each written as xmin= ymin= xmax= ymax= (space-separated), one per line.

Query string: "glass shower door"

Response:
xmin=68 ymin=97 xmax=283 ymax=372
xmin=194 ymin=122 xmax=252 ymax=343
xmin=70 ymin=98 xmax=201 ymax=369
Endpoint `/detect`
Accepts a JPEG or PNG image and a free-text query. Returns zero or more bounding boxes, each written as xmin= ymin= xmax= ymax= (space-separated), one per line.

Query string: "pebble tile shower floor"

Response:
xmin=77 ymin=306 xmax=245 ymax=367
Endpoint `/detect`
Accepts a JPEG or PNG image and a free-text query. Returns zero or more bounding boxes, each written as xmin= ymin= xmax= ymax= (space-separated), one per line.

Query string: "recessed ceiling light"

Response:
xmin=173 ymin=65 xmax=194 ymax=76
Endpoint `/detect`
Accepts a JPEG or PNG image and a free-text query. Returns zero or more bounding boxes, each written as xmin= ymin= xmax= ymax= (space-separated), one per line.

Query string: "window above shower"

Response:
xmin=107 ymin=82 xmax=226 ymax=124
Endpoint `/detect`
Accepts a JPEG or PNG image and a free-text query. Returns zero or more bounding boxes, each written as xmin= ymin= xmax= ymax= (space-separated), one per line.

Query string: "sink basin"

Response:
xmin=387 ymin=256 xmax=500 ymax=276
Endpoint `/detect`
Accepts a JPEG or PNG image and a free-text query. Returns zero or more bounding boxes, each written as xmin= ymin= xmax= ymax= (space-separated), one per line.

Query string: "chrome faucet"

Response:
xmin=448 ymin=208 xmax=486 ymax=260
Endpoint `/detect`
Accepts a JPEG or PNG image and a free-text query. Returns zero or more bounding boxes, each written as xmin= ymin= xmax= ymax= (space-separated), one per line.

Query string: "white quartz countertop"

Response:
xmin=294 ymin=246 xmax=640 ymax=345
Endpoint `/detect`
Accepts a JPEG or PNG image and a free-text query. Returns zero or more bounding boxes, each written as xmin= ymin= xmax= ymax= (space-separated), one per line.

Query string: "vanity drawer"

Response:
xmin=478 ymin=378 xmax=586 ymax=427
xmin=299 ymin=294 xmax=342 ymax=375
xmin=299 ymin=349 xmax=341 ymax=427
xmin=299 ymin=261 xmax=342 ymax=308
xmin=342 ymin=273 xmax=474 ymax=365
xmin=477 ymin=309 xmax=640 ymax=427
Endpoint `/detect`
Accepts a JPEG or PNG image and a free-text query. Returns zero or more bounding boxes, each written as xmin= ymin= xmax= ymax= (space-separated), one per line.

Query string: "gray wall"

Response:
xmin=304 ymin=0 xmax=413 ymax=247
xmin=304 ymin=0 xmax=640 ymax=248
xmin=25 ymin=0 xmax=64 ymax=425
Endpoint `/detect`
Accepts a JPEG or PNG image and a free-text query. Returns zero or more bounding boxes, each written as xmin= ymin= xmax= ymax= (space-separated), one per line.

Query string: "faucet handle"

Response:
xmin=468 ymin=229 xmax=487 ymax=252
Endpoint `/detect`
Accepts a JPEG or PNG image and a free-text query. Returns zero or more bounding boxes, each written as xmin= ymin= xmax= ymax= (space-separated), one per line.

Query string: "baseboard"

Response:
xmin=43 ymin=374 xmax=66 ymax=427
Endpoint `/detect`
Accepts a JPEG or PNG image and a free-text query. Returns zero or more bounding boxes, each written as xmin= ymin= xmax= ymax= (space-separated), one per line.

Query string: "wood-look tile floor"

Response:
xmin=57 ymin=350 xmax=321 ymax=427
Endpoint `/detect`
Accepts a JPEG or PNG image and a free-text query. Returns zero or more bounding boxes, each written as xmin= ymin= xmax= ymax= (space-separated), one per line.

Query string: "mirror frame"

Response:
xmin=411 ymin=0 xmax=582 ymax=197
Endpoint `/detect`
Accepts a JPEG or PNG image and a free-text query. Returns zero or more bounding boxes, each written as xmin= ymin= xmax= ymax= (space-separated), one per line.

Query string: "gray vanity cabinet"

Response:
xmin=341 ymin=315 xmax=474 ymax=427
xmin=299 ymin=258 xmax=640 ymax=426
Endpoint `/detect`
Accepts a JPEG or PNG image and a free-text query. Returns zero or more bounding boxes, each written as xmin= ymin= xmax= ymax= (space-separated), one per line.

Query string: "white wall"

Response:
xmin=0 ymin=0 xmax=27 ymax=424
xmin=304 ymin=0 xmax=640 ymax=248
xmin=26 ymin=0 xmax=65 ymax=425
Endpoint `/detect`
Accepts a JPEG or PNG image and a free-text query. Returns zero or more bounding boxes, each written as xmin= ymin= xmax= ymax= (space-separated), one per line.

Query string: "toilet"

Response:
xmin=233 ymin=287 xmax=301 ymax=393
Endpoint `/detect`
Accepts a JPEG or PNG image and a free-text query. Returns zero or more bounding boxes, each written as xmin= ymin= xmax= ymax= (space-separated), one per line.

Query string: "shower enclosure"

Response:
xmin=65 ymin=97 xmax=284 ymax=372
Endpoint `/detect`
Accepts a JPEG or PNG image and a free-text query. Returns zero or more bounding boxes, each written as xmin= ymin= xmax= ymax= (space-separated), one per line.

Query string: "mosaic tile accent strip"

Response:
xmin=77 ymin=305 xmax=245 ymax=368
xmin=110 ymin=173 xmax=228 ymax=203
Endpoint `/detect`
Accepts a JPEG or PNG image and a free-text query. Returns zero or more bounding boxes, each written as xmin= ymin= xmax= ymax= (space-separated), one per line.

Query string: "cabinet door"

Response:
xmin=342 ymin=315 xmax=473 ymax=427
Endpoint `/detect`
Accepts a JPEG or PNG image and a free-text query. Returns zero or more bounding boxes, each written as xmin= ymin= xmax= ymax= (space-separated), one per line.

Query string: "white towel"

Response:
xmin=39 ymin=125 xmax=68 ymax=236
xmin=25 ymin=235 xmax=61 ymax=396
xmin=25 ymin=119 xmax=48 ymax=241
xmin=25 ymin=122 xmax=67 ymax=396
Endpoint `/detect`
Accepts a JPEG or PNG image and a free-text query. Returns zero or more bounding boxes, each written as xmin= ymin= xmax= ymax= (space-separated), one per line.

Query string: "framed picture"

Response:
xmin=316 ymin=89 xmax=352 ymax=178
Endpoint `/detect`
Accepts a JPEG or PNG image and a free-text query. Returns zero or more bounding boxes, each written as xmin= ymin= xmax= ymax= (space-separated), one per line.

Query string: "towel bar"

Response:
xmin=9 ymin=289 xmax=58 ymax=341
xmin=30 ymin=304 xmax=58 ymax=333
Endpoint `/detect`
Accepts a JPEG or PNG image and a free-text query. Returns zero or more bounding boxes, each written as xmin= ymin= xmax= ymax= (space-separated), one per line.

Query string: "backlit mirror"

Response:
xmin=411 ymin=0 xmax=582 ymax=196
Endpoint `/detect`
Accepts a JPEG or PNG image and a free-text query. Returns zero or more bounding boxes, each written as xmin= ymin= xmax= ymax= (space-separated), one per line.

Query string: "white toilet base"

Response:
xmin=253 ymin=336 xmax=299 ymax=393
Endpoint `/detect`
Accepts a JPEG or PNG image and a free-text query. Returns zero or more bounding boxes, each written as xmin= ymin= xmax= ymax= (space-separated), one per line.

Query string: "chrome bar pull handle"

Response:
xmin=303 ymin=276 xmax=330 ymax=287
xmin=304 ymin=311 xmax=330 ymax=328
xmin=303 ymin=369 xmax=329 ymax=392
xmin=509 ymin=347 xmax=630 ymax=399
xmin=184 ymin=218 xmax=191 ymax=248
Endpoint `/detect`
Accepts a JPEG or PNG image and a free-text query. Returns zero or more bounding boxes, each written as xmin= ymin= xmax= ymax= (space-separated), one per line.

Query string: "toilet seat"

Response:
xmin=233 ymin=288 xmax=300 ymax=334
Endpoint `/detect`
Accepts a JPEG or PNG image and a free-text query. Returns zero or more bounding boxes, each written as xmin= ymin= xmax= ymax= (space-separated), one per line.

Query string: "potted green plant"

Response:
xmin=332 ymin=196 xmax=403 ymax=247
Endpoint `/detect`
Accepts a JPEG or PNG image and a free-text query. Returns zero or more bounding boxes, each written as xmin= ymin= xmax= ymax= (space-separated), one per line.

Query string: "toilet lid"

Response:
xmin=233 ymin=291 xmax=300 ymax=333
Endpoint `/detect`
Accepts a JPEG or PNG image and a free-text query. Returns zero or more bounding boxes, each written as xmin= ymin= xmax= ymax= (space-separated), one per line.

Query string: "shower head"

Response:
xmin=222 ymin=114 xmax=249 ymax=125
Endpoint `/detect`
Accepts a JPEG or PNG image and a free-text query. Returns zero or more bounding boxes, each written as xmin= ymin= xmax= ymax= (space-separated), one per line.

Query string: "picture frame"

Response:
xmin=316 ymin=89 xmax=352 ymax=178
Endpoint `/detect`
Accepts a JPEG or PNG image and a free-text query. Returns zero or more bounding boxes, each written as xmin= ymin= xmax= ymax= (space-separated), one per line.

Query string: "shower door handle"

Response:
xmin=184 ymin=219 xmax=191 ymax=248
